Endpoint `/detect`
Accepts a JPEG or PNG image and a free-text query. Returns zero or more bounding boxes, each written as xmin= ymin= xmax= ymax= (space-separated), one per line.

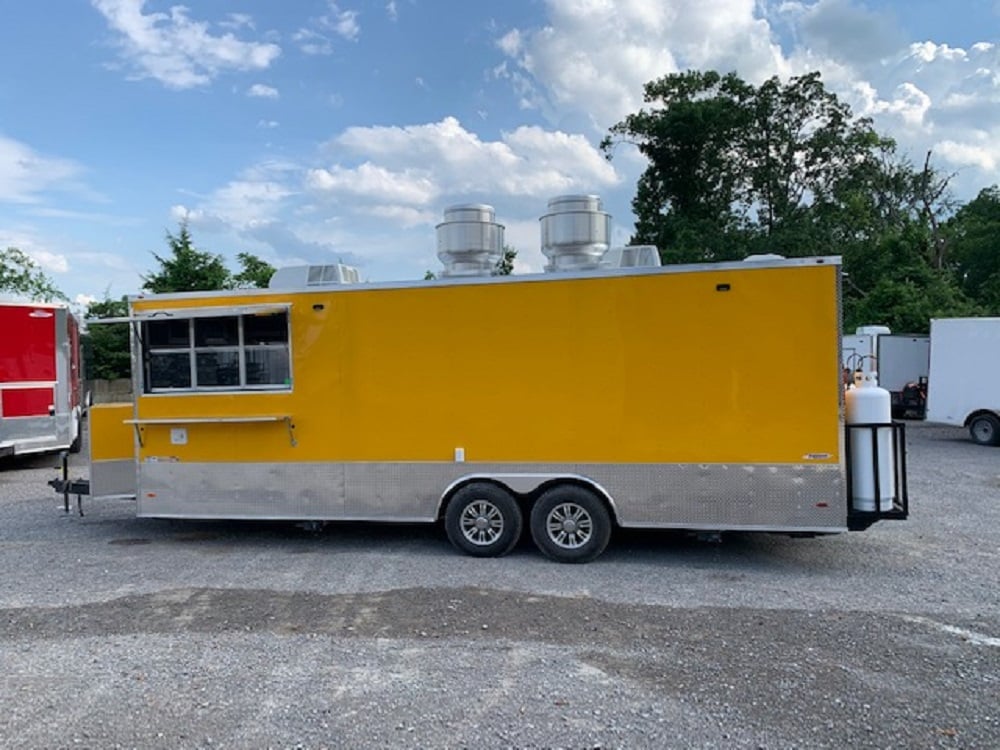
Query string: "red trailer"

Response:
xmin=0 ymin=301 xmax=82 ymax=458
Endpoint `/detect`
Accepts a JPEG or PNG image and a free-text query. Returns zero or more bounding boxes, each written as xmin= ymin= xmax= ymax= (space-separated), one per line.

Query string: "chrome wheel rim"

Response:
xmin=545 ymin=502 xmax=593 ymax=549
xmin=459 ymin=500 xmax=504 ymax=546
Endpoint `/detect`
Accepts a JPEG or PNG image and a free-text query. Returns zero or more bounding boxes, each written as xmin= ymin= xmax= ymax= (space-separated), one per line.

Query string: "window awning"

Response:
xmin=89 ymin=303 xmax=291 ymax=324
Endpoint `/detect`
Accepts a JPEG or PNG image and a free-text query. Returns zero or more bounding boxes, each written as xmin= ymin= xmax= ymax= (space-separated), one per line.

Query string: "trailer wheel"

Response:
xmin=444 ymin=483 xmax=522 ymax=558
xmin=969 ymin=413 xmax=1000 ymax=446
xmin=530 ymin=485 xmax=611 ymax=564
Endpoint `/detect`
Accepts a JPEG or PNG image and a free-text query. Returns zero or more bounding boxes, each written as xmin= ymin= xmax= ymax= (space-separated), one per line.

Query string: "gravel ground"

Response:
xmin=0 ymin=421 xmax=997 ymax=749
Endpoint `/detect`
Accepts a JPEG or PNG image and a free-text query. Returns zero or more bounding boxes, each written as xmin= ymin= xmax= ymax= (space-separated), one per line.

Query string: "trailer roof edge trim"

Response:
xmin=126 ymin=256 xmax=843 ymax=302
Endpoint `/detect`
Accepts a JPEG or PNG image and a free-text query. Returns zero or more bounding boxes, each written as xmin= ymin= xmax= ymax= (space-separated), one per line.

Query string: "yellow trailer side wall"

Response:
xmin=130 ymin=263 xmax=842 ymax=465
xmin=88 ymin=402 xmax=135 ymax=461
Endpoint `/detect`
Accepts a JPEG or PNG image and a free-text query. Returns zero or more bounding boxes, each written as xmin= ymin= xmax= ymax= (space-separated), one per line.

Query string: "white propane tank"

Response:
xmin=845 ymin=371 xmax=895 ymax=512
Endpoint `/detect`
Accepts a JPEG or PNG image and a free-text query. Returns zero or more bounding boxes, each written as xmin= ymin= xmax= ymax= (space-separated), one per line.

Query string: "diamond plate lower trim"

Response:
xmin=136 ymin=460 xmax=845 ymax=531
xmin=91 ymin=459 xmax=137 ymax=498
xmin=0 ymin=414 xmax=76 ymax=455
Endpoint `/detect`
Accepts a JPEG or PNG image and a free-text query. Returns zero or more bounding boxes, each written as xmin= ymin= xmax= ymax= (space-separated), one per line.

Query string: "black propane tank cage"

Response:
xmin=845 ymin=421 xmax=909 ymax=530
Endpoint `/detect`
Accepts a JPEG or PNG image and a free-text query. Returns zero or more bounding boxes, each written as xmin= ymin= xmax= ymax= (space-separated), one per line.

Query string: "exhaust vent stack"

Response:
xmin=436 ymin=204 xmax=504 ymax=276
xmin=540 ymin=195 xmax=610 ymax=272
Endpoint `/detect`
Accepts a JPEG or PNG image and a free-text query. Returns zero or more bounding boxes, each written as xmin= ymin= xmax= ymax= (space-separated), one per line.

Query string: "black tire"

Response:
xmin=444 ymin=483 xmax=522 ymax=558
xmin=969 ymin=413 xmax=1000 ymax=447
xmin=530 ymin=485 xmax=612 ymax=564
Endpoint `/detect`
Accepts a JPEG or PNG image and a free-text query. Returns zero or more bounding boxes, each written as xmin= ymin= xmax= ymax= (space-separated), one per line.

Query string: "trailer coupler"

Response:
xmin=49 ymin=451 xmax=89 ymax=516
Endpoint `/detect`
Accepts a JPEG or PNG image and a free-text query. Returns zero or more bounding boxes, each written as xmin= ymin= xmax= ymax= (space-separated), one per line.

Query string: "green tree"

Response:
xmin=842 ymin=225 xmax=978 ymax=333
xmin=0 ymin=247 xmax=66 ymax=301
xmin=83 ymin=295 xmax=131 ymax=380
xmin=143 ymin=222 xmax=277 ymax=293
xmin=601 ymin=70 xmax=895 ymax=262
xmin=492 ymin=246 xmax=517 ymax=276
xmin=946 ymin=186 xmax=1000 ymax=314
xmin=602 ymin=70 xmax=751 ymax=262
xmin=744 ymin=73 xmax=889 ymax=244
xmin=230 ymin=252 xmax=276 ymax=289
xmin=142 ymin=222 xmax=230 ymax=293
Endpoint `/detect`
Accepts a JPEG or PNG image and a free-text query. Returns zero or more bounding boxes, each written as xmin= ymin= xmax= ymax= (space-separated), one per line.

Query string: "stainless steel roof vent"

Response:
xmin=539 ymin=194 xmax=610 ymax=272
xmin=436 ymin=204 xmax=504 ymax=276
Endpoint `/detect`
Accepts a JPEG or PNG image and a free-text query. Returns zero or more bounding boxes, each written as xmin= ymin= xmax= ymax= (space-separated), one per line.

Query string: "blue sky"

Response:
xmin=1 ymin=0 xmax=999 ymax=306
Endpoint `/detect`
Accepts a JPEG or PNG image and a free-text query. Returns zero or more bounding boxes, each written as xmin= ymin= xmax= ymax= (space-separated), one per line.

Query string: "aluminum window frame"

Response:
xmin=140 ymin=307 xmax=292 ymax=394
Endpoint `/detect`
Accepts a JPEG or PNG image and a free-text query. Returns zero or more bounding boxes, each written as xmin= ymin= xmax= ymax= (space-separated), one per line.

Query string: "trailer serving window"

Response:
xmin=141 ymin=307 xmax=290 ymax=392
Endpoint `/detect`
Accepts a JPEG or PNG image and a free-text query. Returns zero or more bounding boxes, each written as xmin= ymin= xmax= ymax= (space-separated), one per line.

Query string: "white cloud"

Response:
xmin=248 ymin=83 xmax=279 ymax=98
xmin=28 ymin=248 xmax=70 ymax=274
xmin=360 ymin=205 xmax=437 ymax=228
xmin=497 ymin=29 xmax=521 ymax=57
xmin=292 ymin=28 xmax=333 ymax=56
xmin=497 ymin=0 xmax=791 ymax=129
xmin=324 ymin=117 xmax=617 ymax=203
xmin=882 ymin=82 xmax=933 ymax=128
xmin=502 ymin=126 xmax=619 ymax=194
xmin=172 ymin=161 xmax=300 ymax=238
xmin=0 ymin=135 xmax=85 ymax=204
xmin=92 ymin=0 xmax=281 ymax=89
xmin=327 ymin=6 xmax=361 ymax=41
xmin=219 ymin=13 xmax=254 ymax=31
xmin=495 ymin=0 xmax=1000 ymax=199
xmin=936 ymin=138 xmax=1000 ymax=172
xmin=307 ymin=163 xmax=438 ymax=205
xmin=833 ymin=40 xmax=1000 ymax=192
xmin=386 ymin=1 xmax=398 ymax=22
xmin=0 ymin=229 xmax=70 ymax=273
xmin=294 ymin=1 xmax=361 ymax=54
xmin=167 ymin=159 xmax=383 ymax=271
xmin=170 ymin=204 xmax=228 ymax=234
xmin=783 ymin=0 xmax=904 ymax=65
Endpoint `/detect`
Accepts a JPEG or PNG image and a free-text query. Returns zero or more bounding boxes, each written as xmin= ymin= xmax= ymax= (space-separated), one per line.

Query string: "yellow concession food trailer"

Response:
xmin=56 ymin=252 xmax=907 ymax=562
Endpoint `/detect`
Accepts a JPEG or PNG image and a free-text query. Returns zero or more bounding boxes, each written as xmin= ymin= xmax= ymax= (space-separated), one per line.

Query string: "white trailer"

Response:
xmin=842 ymin=326 xmax=929 ymax=418
xmin=925 ymin=317 xmax=1000 ymax=446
